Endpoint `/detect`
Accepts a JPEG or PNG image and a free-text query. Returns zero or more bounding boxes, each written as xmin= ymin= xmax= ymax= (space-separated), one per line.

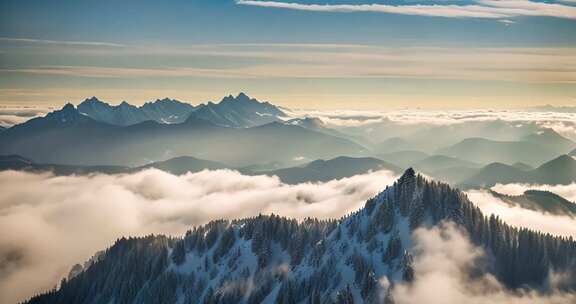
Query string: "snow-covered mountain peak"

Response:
xmin=76 ymin=96 xmax=195 ymax=126
xmin=188 ymin=93 xmax=287 ymax=128
xmin=46 ymin=103 xmax=83 ymax=123
xmin=82 ymin=96 xmax=105 ymax=104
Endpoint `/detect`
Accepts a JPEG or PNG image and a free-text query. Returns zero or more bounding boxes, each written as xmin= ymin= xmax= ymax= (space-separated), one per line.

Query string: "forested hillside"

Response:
xmin=25 ymin=170 xmax=576 ymax=304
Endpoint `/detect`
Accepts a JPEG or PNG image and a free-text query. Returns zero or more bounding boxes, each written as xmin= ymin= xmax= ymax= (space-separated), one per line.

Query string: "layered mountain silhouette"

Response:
xmin=511 ymin=162 xmax=534 ymax=171
xmin=374 ymin=137 xmax=421 ymax=154
xmin=0 ymin=104 xmax=365 ymax=167
xmin=377 ymin=150 xmax=429 ymax=168
xmin=522 ymin=128 xmax=576 ymax=152
xmin=3 ymin=94 xmax=574 ymax=189
xmin=24 ymin=170 xmax=576 ymax=304
xmin=436 ymin=131 xmax=575 ymax=166
xmin=285 ymin=117 xmax=371 ymax=148
xmin=0 ymin=154 xmax=226 ymax=175
xmin=0 ymin=154 xmax=127 ymax=175
xmin=490 ymin=190 xmax=576 ymax=217
xmin=412 ymin=155 xmax=481 ymax=172
xmin=345 ymin=119 xmax=544 ymax=152
xmin=387 ymin=155 xmax=481 ymax=184
xmin=137 ymin=156 xmax=229 ymax=175
xmin=250 ymin=156 xmax=401 ymax=184
xmin=527 ymin=104 xmax=576 ymax=113
xmin=1 ymin=154 xmax=402 ymax=185
xmin=462 ymin=155 xmax=576 ymax=187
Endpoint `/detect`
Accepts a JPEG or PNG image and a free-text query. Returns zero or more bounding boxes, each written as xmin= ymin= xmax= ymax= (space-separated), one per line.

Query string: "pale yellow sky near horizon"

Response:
xmin=1 ymin=89 xmax=574 ymax=110
xmin=1 ymin=44 xmax=575 ymax=109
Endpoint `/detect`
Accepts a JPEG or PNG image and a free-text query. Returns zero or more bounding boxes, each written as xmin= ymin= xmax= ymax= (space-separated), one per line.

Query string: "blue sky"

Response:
xmin=0 ymin=0 xmax=575 ymax=108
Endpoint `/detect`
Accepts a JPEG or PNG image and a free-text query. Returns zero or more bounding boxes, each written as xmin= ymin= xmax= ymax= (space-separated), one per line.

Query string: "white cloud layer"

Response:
xmin=0 ymin=168 xmax=397 ymax=304
xmin=288 ymin=108 xmax=576 ymax=139
xmin=492 ymin=182 xmax=576 ymax=202
xmin=237 ymin=0 xmax=576 ymax=20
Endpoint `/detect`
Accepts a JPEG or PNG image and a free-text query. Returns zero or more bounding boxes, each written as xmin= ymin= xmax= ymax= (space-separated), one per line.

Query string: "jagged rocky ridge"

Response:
xmin=76 ymin=93 xmax=286 ymax=128
xmin=187 ymin=93 xmax=287 ymax=128
xmin=25 ymin=169 xmax=576 ymax=304
xmin=78 ymin=97 xmax=196 ymax=126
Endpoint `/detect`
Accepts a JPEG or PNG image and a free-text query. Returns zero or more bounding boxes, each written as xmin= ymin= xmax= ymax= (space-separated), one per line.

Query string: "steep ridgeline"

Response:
xmin=26 ymin=170 xmax=576 ymax=304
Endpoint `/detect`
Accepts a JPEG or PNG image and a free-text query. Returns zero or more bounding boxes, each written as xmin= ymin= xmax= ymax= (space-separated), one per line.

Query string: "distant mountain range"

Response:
xmin=342 ymin=118 xmax=544 ymax=152
xmin=137 ymin=156 xmax=229 ymax=175
xmin=285 ymin=117 xmax=371 ymax=147
xmin=526 ymin=104 xmax=576 ymax=113
xmin=490 ymin=189 xmax=576 ymax=217
xmin=0 ymin=154 xmax=232 ymax=176
xmin=5 ymin=149 xmax=574 ymax=191
xmin=78 ymin=97 xmax=195 ymax=126
xmin=374 ymin=137 xmax=422 ymax=154
xmin=0 ymin=100 xmax=365 ymax=166
xmin=461 ymin=155 xmax=576 ymax=187
xmin=408 ymin=155 xmax=481 ymax=184
xmin=76 ymin=93 xmax=287 ymax=128
xmin=377 ymin=150 xmax=430 ymax=168
xmin=511 ymin=162 xmax=534 ymax=171
xmin=372 ymin=151 xmax=576 ymax=187
xmin=250 ymin=156 xmax=401 ymax=184
xmin=1 ymin=155 xmax=399 ymax=185
xmin=0 ymin=154 xmax=225 ymax=176
xmin=0 ymin=154 xmax=127 ymax=175
xmin=24 ymin=170 xmax=576 ymax=304
xmin=3 ymin=93 xmax=574 ymax=187
xmin=436 ymin=129 xmax=575 ymax=166
xmin=412 ymin=155 xmax=481 ymax=173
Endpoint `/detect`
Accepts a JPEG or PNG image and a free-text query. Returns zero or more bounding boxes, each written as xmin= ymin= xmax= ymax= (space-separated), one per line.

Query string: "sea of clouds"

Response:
xmin=287 ymin=108 xmax=576 ymax=140
xmin=3 ymin=105 xmax=576 ymax=141
xmin=0 ymin=168 xmax=396 ymax=303
xmin=2 ymin=168 xmax=576 ymax=303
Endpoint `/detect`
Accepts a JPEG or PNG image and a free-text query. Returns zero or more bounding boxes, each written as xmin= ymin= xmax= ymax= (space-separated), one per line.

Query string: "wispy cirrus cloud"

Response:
xmin=236 ymin=0 xmax=576 ymax=20
xmin=2 ymin=46 xmax=575 ymax=84
xmin=0 ymin=37 xmax=125 ymax=48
